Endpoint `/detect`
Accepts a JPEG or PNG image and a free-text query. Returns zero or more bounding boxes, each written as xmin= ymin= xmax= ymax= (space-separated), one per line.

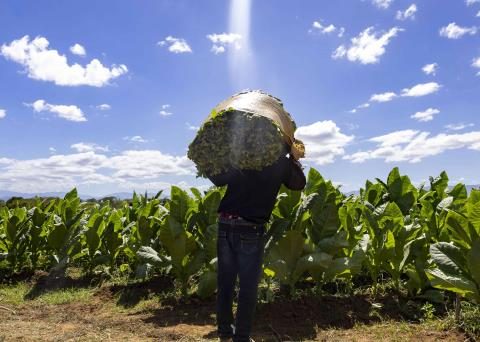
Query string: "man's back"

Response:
xmin=209 ymin=155 xmax=306 ymax=224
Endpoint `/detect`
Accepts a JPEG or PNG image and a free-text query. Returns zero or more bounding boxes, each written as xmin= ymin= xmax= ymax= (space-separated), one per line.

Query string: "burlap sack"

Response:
xmin=210 ymin=90 xmax=305 ymax=159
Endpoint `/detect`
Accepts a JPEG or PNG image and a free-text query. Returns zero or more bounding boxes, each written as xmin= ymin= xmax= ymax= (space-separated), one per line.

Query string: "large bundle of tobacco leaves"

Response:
xmin=188 ymin=90 xmax=304 ymax=178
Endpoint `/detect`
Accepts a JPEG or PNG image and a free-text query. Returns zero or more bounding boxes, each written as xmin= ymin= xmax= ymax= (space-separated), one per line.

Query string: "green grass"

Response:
xmin=0 ymin=283 xmax=93 ymax=305
xmin=0 ymin=283 xmax=30 ymax=305
xmin=440 ymin=300 xmax=480 ymax=340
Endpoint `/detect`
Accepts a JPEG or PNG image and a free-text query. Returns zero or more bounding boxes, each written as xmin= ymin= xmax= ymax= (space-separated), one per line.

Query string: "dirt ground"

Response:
xmin=0 ymin=274 xmax=469 ymax=342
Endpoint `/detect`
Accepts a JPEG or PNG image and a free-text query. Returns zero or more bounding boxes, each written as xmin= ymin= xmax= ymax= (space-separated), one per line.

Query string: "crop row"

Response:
xmin=0 ymin=167 xmax=479 ymax=304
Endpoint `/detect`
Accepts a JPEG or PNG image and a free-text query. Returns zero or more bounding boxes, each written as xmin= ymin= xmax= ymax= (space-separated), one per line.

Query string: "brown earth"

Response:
xmin=0 ymin=274 xmax=468 ymax=342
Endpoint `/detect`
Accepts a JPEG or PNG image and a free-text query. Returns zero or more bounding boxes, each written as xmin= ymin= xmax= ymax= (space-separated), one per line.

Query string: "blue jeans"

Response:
xmin=217 ymin=222 xmax=265 ymax=342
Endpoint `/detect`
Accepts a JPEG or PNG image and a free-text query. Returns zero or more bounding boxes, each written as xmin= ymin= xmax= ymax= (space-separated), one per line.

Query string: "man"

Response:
xmin=209 ymin=147 xmax=306 ymax=342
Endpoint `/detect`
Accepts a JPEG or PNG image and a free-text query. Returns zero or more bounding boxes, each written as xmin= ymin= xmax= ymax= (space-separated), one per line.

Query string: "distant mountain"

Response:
xmin=0 ymin=190 xmax=95 ymax=201
xmin=0 ymin=190 xmax=156 ymax=201
xmin=101 ymin=192 xmax=135 ymax=200
xmin=1 ymin=185 xmax=478 ymax=202
xmin=465 ymin=185 xmax=480 ymax=192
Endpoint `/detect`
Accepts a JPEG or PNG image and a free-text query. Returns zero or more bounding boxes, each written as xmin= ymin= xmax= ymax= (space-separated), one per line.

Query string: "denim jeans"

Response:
xmin=217 ymin=221 xmax=265 ymax=342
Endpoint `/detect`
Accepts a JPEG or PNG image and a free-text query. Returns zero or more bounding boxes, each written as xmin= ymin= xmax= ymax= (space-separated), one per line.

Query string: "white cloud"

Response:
xmin=71 ymin=142 xmax=109 ymax=153
xmin=410 ymin=108 xmax=440 ymax=122
xmin=445 ymin=123 xmax=475 ymax=131
xmin=352 ymin=82 xmax=440 ymax=112
xmin=108 ymin=150 xmax=194 ymax=178
xmin=401 ymin=82 xmax=441 ymax=97
xmin=49 ymin=147 xmax=56 ymax=154
xmin=158 ymin=36 xmax=192 ymax=54
xmin=370 ymin=129 xmax=420 ymax=147
xmin=332 ymin=27 xmax=403 ymax=64
xmin=123 ymin=135 xmax=148 ymax=143
xmin=439 ymin=23 xmax=477 ymax=39
xmin=0 ymin=152 xmax=108 ymax=193
xmin=477 ymin=10 xmax=480 ymax=17
xmin=0 ymin=148 xmax=196 ymax=193
xmin=295 ymin=120 xmax=354 ymax=165
xmin=0 ymin=158 xmax=14 ymax=165
xmin=332 ymin=46 xmax=347 ymax=59
xmin=422 ymin=63 xmax=438 ymax=76
xmin=473 ymin=57 xmax=480 ymax=75
xmin=28 ymin=99 xmax=87 ymax=122
xmin=372 ymin=0 xmax=394 ymax=9
xmin=370 ymin=92 xmax=397 ymax=102
xmin=0 ymin=36 xmax=127 ymax=87
xmin=344 ymin=129 xmax=480 ymax=163
xmin=310 ymin=21 xmax=345 ymax=36
xmin=159 ymin=104 xmax=172 ymax=116
xmin=211 ymin=45 xmax=226 ymax=54
xmin=345 ymin=123 xmax=360 ymax=130
xmin=96 ymin=104 xmax=111 ymax=110
xmin=70 ymin=43 xmax=86 ymax=56
xmin=467 ymin=0 xmax=480 ymax=5
xmin=396 ymin=4 xmax=417 ymax=21
xmin=349 ymin=102 xmax=371 ymax=113
xmin=186 ymin=122 xmax=199 ymax=131
xmin=0 ymin=109 xmax=6 ymax=119
xmin=207 ymin=33 xmax=242 ymax=54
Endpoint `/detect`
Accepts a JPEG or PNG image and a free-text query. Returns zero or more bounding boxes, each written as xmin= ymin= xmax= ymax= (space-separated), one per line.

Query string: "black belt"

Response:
xmin=218 ymin=215 xmax=263 ymax=228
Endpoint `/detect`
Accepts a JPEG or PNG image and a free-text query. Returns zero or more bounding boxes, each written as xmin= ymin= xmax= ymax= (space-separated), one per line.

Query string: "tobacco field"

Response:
xmin=1 ymin=167 xmax=479 ymax=340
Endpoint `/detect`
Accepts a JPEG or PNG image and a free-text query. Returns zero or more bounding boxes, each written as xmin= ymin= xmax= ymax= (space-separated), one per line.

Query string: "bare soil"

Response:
xmin=0 ymin=275 xmax=468 ymax=342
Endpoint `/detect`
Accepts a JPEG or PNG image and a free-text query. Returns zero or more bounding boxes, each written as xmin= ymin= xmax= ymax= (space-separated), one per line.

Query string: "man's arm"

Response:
xmin=284 ymin=156 xmax=306 ymax=191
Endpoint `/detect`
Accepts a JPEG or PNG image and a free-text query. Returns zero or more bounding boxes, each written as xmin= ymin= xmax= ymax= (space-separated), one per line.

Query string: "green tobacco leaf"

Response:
xmin=190 ymin=187 xmax=203 ymax=201
xmin=386 ymin=167 xmax=401 ymax=189
xmin=159 ymin=217 xmax=189 ymax=273
xmin=265 ymin=218 xmax=290 ymax=248
xmin=429 ymin=171 xmax=449 ymax=197
xmin=48 ymin=224 xmax=67 ymax=251
xmin=268 ymin=260 xmax=288 ymax=283
xmin=365 ymin=183 xmax=384 ymax=207
xmin=169 ymin=186 xmax=194 ymax=225
xmin=267 ymin=230 xmax=305 ymax=284
xmin=293 ymin=193 xmax=317 ymax=230
xmin=202 ymin=190 xmax=222 ymax=226
xmin=315 ymin=231 xmax=349 ymax=255
xmin=467 ymin=239 xmax=480 ymax=285
xmin=137 ymin=216 xmax=152 ymax=245
xmin=85 ymin=222 xmax=102 ymax=255
xmin=64 ymin=188 xmax=78 ymax=202
xmin=310 ymin=192 xmax=339 ymax=243
xmin=466 ymin=197 xmax=480 ymax=233
xmin=305 ymin=168 xmax=325 ymax=195
xmin=295 ymin=252 xmax=332 ymax=281
xmin=137 ymin=246 xmax=167 ymax=267
xmin=5 ymin=218 xmax=18 ymax=243
xmin=447 ymin=183 xmax=468 ymax=201
xmin=417 ymin=289 xmax=445 ymax=304
xmin=468 ymin=189 xmax=480 ymax=206
xmin=445 ymin=211 xmax=471 ymax=249
xmin=437 ymin=197 xmax=453 ymax=211
xmin=276 ymin=186 xmax=302 ymax=219
xmin=430 ymin=242 xmax=467 ymax=276
xmin=427 ymin=268 xmax=477 ymax=297
xmin=197 ymin=270 xmax=217 ymax=299
xmin=31 ymin=207 xmax=46 ymax=227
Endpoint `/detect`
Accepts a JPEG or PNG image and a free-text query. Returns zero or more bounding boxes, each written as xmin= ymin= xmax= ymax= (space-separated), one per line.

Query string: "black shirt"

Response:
xmin=208 ymin=155 xmax=306 ymax=224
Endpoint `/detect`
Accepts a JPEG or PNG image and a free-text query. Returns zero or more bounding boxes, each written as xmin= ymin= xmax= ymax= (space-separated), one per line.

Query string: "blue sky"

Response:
xmin=0 ymin=0 xmax=479 ymax=196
